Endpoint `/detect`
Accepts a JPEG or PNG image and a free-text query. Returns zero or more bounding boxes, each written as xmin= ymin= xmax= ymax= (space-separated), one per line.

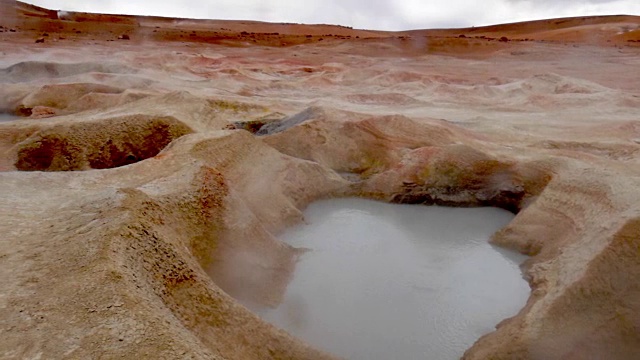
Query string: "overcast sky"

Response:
xmin=27 ymin=0 xmax=640 ymax=31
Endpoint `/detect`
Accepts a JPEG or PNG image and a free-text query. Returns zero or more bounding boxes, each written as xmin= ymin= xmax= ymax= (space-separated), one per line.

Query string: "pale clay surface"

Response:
xmin=1 ymin=2 xmax=640 ymax=359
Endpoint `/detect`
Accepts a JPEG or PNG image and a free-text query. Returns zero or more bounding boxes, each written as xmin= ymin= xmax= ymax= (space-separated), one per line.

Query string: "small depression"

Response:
xmin=255 ymin=198 xmax=529 ymax=360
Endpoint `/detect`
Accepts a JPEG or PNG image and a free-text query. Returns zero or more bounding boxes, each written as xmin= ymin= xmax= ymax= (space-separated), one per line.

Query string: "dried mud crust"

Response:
xmin=100 ymin=137 xmax=343 ymax=360
xmin=377 ymin=145 xmax=553 ymax=213
xmin=14 ymin=115 xmax=192 ymax=171
xmin=112 ymin=169 xmax=332 ymax=360
xmin=0 ymin=61 xmax=137 ymax=83
xmin=262 ymin=111 xmax=552 ymax=213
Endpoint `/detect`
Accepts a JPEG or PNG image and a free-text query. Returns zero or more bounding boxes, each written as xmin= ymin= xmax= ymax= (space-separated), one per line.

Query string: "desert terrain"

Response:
xmin=1 ymin=0 xmax=640 ymax=359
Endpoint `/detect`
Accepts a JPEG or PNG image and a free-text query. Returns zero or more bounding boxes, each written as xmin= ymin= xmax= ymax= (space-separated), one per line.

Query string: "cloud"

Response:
xmin=27 ymin=0 xmax=640 ymax=31
xmin=507 ymin=0 xmax=622 ymax=4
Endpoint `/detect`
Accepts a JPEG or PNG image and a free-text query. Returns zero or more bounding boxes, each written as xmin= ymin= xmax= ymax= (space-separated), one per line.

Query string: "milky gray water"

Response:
xmin=257 ymin=198 xmax=529 ymax=360
xmin=0 ymin=113 xmax=20 ymax=122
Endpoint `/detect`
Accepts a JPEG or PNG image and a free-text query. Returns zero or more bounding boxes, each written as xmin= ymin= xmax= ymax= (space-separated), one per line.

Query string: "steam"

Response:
xmin=57 ymin=10 xmax=71 ymax=20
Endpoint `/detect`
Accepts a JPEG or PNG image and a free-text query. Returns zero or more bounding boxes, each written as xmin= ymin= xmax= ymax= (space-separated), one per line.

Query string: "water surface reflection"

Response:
xmin=257 ymin=198 xmax=529 ymax=360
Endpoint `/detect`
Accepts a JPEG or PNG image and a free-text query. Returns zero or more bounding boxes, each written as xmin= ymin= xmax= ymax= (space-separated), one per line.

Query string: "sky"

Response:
xmin=26 ymin=0 xmax=640 ymax=31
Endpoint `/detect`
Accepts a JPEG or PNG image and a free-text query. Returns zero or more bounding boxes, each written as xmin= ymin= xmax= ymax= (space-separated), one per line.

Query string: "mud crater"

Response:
xmin=256 ymin=198 xmax=529 ymax=360
xmin=14 ymin=115 xmax=192 ymax=171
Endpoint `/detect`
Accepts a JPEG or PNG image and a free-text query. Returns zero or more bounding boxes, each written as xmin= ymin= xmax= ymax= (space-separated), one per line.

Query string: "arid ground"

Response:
xmin=1 ymin=0 xmax=640 ymax=359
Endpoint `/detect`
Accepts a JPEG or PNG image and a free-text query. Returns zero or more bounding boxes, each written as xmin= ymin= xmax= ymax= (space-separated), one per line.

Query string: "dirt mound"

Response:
xmin=14 ymin=115 xmax=192 ymax=171
xmin=16 ymin=83 xmax=124 ymax=113
xmin=63 ymin=90 xmax=151 ymax=113
xmin=528 ymin=217 xmax=640 ymax=360
xmin=423 ymin=73 xmax=617 ymax=111
xmin=403 ymin=15 xmax=640 ymax=44
xmin=257 ymin=106 xmax=326 ymax=135
xmin=533 ymin=140 xmax=640 ymax=161
xmin=0 ymin=61 xmax=137 ymax=83
xmin=362 ymin=145 xmax=552 ymax=213
xmin=263 ymin=111 xmax=459 ymax=177
xmin=0 ymin=129 xmax=342 ymax=358
xmin=345 ymin=93 xmax=419 ymax=105
xmin=519 ymin=73 xmax=610 ymax=94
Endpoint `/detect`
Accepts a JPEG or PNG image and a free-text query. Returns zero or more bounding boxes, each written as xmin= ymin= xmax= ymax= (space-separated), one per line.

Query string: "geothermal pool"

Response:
xmin=257 ymin=198 xmax=529 ymax=360
xmin=0 ymin=113 xmax=20 ymax=122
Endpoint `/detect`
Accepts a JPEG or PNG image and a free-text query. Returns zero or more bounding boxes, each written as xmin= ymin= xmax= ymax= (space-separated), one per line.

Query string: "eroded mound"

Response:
xmin=0 ymin=61 xmax=137 ymax=83
xmin=14 ymin=115 xmax=192 ymax=171
xmin=263 ymin=109 xmax=464 ymax=176
xmin=261 ymin=109 xmax=552 ymax=212
xmin=19 ymin=83 xmax=124 ymax=110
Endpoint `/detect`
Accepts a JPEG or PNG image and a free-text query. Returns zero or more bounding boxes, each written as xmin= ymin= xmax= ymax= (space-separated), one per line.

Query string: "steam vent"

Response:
xmin=1 ymin=0 xmax=639 ymax=359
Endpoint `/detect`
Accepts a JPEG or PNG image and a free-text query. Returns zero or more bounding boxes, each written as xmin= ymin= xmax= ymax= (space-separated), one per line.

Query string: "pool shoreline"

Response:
xmin=255 ymin=198 xmax=529 ymax=360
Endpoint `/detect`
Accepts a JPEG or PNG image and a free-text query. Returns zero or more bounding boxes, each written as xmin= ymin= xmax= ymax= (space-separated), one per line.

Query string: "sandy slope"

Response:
xmin=1 ymin=1 xmax=640 ymax=359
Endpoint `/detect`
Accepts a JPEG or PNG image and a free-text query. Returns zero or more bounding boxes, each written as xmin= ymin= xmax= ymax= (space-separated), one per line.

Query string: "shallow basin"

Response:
xmin=256 ymin=198 xmax=529 ymax=360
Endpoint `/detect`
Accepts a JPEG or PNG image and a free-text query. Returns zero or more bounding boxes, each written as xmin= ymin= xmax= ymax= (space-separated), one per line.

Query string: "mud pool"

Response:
xmin=257 ymin=198 xmax=529 ymax=360
xmin=0 ymin=113 xmax=20 ymax=122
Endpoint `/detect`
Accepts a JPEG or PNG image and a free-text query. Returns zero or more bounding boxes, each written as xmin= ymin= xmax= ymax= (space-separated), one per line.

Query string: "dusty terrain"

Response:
xmin=1 ymin=0 xmax=640 ymax=359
